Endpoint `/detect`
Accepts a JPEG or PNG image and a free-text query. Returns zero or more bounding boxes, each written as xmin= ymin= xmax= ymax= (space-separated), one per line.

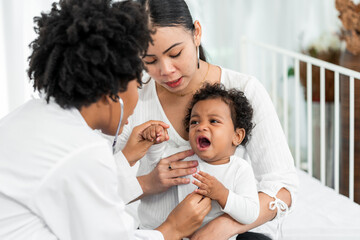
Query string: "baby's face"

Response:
xmin=188 ymin=98 xmax=239 ymax=165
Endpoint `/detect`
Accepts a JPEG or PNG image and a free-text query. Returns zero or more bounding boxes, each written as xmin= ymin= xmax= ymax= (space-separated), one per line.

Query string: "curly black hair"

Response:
xmin=184 ymin=83 xmax=254 ymax=146
xmin=28 ymin=0 xmax=152 ymax=109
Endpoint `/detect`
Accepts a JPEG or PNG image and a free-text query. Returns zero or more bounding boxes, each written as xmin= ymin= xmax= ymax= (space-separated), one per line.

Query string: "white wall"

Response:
xmin=0 ymin=0 xmax=53 ymax=119
xmin=186 ymin=0 xmax=341 ymax=77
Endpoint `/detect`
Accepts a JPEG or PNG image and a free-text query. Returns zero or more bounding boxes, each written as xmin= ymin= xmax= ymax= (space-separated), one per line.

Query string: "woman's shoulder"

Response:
xmin=219 ymin=66 xmax=271 ymax=104
xmin=219 ymin=67 xmax=261 ymax=91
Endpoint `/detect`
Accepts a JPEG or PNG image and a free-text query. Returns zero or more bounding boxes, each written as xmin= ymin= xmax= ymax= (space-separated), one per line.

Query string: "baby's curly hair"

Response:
xmin=184 ymin=83 xmax=254 ymax=146
xmin=28 ymin=0 xmax=151 ymax=109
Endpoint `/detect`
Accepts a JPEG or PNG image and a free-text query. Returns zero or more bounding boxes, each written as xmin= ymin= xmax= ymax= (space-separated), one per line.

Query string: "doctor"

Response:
xmin=0 ymin=0 xmax=210 ymax=239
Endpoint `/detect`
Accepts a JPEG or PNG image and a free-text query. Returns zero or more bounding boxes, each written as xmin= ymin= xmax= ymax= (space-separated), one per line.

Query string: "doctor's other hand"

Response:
xmin=156 ymin=193 xmax=212 ymax=240
xmin=122 ymin=120 xmax=169 ymax=166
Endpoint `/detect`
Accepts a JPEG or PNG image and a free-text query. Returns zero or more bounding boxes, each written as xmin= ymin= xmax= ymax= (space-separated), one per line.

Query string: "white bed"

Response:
xmin=127 ymin=168 xmax=360 ymax=239
xmin=282 ymin=169 xmax=360 ymax=239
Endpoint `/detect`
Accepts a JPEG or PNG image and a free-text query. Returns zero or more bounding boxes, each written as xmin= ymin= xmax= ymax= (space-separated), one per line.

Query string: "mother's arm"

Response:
xmin=190 ymin=188 xmax=291 ymax=240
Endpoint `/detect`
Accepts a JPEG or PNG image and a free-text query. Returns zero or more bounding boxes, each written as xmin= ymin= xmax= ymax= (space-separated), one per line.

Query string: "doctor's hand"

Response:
xmin=157 ymin=193 xmax=212 ymax=240
xmin=190 ymin=214 xmax=243 ymax=240
xmin=137 ymin=150 xmax=198 ymax=196
xmin=122 ymin=120 xmax=169 ymax=166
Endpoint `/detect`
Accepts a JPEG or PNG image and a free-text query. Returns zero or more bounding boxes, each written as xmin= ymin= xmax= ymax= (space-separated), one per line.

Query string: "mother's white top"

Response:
xmin=118 ymin=67 xmax=298 ymax=198
xmin=116 ymin=67 xmax=299 ymax=237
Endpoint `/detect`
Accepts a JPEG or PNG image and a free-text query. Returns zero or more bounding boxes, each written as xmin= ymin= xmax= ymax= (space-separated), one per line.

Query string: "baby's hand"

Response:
xmin=122 ymin=121 xmax=169 ymax=166
xmin=192 ymin=171 xmax=229 ymax=209
xmin=142 ymin=124 xmax=169 ymax=144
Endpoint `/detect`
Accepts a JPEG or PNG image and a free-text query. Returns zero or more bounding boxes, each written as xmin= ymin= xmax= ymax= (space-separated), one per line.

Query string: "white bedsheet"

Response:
xmin=281 ymin=169 xmax=360 ymax=239
xmin=127 ymin=168 xmax=360 ymax=239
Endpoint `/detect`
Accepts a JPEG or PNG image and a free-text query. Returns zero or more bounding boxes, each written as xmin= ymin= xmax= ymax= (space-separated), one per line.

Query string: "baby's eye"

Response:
xmin=210 ymin=119 xmax=219 ymax=124
xmin=170 ymin=50 xmax=182 ymax=58
xmin=190 ymin=120 xmax=198 ymax=125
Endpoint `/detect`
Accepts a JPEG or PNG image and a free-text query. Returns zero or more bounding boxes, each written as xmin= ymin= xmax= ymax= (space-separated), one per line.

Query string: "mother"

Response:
xmin=117 ymin=0 xmax=298 ymax=239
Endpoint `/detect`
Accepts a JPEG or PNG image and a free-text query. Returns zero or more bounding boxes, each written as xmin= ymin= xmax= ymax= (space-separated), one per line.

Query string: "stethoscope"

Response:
xmin=112 ymin=97 xmax=124 ymax=154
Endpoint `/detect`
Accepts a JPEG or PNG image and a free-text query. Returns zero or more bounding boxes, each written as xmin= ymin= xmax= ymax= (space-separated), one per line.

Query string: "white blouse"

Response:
xmin=0 ymin=99 xmax=163 ymax=240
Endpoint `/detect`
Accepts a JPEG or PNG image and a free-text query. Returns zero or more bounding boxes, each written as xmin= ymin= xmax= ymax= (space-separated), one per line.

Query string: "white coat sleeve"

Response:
xmin=102 ymin=117 xmax=145 ymax=203
xmin=30 ymin=143 xmax=163 ymax=240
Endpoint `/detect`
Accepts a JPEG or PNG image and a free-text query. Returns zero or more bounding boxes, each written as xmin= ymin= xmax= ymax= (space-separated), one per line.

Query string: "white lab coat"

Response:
xmin=0 ymin=99 xmax=163 ymax=240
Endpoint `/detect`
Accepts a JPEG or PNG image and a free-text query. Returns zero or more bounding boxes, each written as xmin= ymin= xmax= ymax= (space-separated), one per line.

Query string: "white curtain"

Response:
xmin=0 ymin=0 xmax=54 ymax=118
xmin=0 ymin=0 xmax=340 ymax=118
xmin=186 ymin=0 xmax=340 ymax=77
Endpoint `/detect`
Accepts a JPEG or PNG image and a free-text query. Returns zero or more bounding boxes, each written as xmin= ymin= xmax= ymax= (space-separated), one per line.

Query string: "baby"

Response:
xmin=139 ymin=83 xmax=259 ymax=239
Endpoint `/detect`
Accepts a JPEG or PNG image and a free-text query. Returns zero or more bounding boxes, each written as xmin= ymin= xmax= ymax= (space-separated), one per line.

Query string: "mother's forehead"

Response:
xmin=150 ymin=26 xmax=193 ymax=42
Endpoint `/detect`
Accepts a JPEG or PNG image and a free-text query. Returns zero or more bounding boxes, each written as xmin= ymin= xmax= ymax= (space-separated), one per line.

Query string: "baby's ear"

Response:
xmin=232 ymin=128 xmax=245 ymax=146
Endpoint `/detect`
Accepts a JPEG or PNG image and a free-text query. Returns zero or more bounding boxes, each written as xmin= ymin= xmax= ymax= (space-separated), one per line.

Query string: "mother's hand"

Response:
xmin=137 ymin=149 xmax=198 ymax=196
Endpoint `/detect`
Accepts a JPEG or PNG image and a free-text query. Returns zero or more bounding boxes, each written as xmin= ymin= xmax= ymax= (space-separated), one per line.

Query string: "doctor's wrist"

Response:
xmin=137 ymin=174 xmax=153 ymax=197
xmin=156 ymin=221 xmax=181 ymax=240
xmin=122 ymin=148 xmax=137 ymax=166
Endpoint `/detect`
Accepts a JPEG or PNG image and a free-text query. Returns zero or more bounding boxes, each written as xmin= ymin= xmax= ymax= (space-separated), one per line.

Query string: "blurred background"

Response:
xmin=0 ymin=0 xmax=341 ymax=119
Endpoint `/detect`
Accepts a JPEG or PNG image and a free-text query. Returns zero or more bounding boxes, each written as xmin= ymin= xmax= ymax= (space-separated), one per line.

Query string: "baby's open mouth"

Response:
xmin=197 ymin=136 xmax=211 ymax=150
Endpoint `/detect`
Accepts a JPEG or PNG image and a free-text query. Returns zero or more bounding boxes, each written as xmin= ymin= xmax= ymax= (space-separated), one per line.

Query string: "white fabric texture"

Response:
xmin=0 ymin=99 xmax=163 ymax=240
xmin=179 ymin=155 xmax=259 ymax=227
xmin=115 ymin=67 xmax=299 ymax=237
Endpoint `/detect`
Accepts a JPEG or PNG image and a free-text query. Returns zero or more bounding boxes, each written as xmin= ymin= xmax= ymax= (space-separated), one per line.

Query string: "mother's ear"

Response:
xmin=193 ymin=20 xmax=202 ymax=47
xmin=232 ymin=128 xmax=245 ymax=146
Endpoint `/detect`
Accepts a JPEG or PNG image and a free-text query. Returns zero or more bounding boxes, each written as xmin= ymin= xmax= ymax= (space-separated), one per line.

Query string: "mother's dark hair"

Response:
xmin=137 ymin=0 xmax=206 ymax=62
xmin=28 ymin=0 xmax=151 ymax=109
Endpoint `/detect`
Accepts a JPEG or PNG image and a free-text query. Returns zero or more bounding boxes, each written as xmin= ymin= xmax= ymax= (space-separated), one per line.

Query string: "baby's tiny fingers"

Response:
xmin=155 ymin=125 xmax=165 ymax=135
xmin=192 ymin=180 xmax=207 ymax=190
xmin=150 ymin=126 xmax=157 ymax=139
xmin=192 ymin=179 xmax=202 ymax=188
xmin=193 ymin=172 xmax=207 ymax=183
xmin=144 ymin=130 xmax=154 ymax=141
xmin=197 ymin=171 xmax=212 ymax=178
xmin=194 ymin=188 xmax=207 ymax=196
